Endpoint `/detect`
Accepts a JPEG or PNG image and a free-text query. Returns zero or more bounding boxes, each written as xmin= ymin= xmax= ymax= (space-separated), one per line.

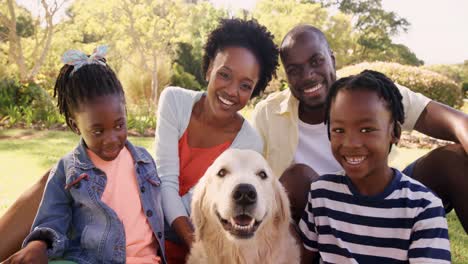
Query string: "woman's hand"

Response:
xmin=4 ymin=240 xmax=48 ymax=264
xmin=172 ymin=216 xmax=195 ymax=248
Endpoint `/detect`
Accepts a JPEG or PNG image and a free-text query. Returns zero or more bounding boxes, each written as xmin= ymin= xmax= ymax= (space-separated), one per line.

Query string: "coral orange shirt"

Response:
xmin=178 ymin=130 xmax=231 ymax=196
xmin=87 ymin=147 xmax=161 ymax=264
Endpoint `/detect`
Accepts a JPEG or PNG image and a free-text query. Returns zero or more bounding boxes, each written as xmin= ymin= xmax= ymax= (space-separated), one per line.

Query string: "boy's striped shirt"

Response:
xmin=299 ymin=169 xmax=451 ymax=264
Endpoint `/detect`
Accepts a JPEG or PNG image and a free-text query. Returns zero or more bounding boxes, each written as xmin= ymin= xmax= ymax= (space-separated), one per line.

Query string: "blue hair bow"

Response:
xmin=61 ymin=45 xmax=108 ymax=75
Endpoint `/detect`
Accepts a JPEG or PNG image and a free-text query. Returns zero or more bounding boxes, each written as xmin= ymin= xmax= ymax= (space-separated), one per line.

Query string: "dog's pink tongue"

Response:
xmin=234 ymin=215 xmax=252 ymax=226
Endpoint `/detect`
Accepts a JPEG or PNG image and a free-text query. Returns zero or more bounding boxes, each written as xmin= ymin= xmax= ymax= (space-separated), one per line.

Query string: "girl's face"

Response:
xmin=329 ymin=89 xmax=397 ymax=190
xmin=205 ymin=46 xmax=260 ymax=119
xmin=70 ymin=94 xmax=127 ymax=161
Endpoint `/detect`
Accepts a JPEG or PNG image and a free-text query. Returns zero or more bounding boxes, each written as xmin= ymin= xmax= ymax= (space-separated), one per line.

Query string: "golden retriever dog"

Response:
xmin=187 ymin=149 xmax=300 ymax=264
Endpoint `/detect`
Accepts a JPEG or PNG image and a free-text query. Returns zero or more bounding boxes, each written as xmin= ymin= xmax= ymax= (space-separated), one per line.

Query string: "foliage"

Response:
xmin=0 ymin=0 xmax=67 ymax=81
xmin=185 ymin=1 xmax=227 ymax=59
xmin=312 ymin=0 xmax=422 ymax=66
xmin=168 ymin=3 xmax=224 ymax=91
xmin=68 ymin=0 xmax=201 ymax=106
xmin=0 ymin=78 xmax=61 ymax=128
xmin=252 ymin=0 xmax=422 ymax=69
xmin=337 ymin=62 xmax=464 ymax=108
xmin=170 ymin=63 xmax=202 ymax=91
xmin=127 ymin=104 xmax=157 ymax=136
xmin=253 ymin=0 xmax=358 ymax=74
xmin=0 ymin=5 xmax=35 ymax=40
xmin=424 ymin=63 xmax=468 ymax=97
xmin=0 ymin=0 xmax=462 ymax=125
xmin=424 ymin=64 xmax=467 ymax=83
xmin=118 ymin=53 xmax=172 ymax=106
xmin=172 ymin=42 xmax=205 ymax=87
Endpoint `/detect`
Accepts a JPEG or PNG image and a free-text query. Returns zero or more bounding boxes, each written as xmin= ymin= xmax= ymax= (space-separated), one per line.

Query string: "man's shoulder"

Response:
xmin=254 ymin=89 xmax=291 ymax=112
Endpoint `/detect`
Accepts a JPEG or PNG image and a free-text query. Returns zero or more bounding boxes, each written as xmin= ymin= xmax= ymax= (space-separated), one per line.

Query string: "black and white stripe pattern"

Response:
xmin=299 ymin=170 xmax=451 ymax=264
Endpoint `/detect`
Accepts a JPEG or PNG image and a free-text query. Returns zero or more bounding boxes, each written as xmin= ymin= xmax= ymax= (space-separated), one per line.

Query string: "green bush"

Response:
xmin=170 ymin=63 xmax=202 ymax=91
xmin=463 ymin=83 xmax=468 ymax=97
xmin=127 ymin=104 xmax=157 ymax=136
xmin=337 ymin=62 xmax=464 ymax=108
xmin=118 ymin=53 xmax=172 ymax=106
xmin=0 ymin=78 xmax=62 ymax=127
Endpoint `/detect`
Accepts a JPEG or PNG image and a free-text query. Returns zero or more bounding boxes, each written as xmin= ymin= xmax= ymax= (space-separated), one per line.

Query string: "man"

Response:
xmin=252 ymin=25 xmax=468 ymax=232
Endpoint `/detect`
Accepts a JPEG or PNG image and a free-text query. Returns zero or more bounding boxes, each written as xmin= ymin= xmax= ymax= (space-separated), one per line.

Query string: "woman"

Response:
xmin=156 ymin=19 xmax=279 ymax=263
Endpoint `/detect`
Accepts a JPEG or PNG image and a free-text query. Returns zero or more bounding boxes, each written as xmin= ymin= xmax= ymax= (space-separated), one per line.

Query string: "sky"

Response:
xmin=16 ymin=0 xmax=468 ymax=65
xmin=381 ymin=0 xmax=468 ymax=65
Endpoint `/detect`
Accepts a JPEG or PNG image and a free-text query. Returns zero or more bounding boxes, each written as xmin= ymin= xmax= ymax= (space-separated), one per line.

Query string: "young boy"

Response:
xmin=299 ymin=70 xmax=451 ymax=264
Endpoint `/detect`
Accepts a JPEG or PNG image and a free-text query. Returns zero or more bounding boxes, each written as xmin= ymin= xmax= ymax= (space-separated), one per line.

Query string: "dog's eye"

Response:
xmin=257 ymin=170 xmax=267 ymax=179
xmin=217 ymin=168 xmax=227 ymax=177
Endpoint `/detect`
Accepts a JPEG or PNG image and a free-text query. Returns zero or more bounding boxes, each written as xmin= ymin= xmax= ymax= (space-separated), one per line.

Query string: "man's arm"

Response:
xmin=0 ymin=170 xmax=50 ymax=262
xmin=414 ymin=100 xmax=468 ymax=153
xmin=301 ymin=250 xmax=320 ymax=264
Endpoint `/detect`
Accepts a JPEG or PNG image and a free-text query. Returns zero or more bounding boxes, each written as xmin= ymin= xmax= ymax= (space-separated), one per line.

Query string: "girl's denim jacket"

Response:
xmin=22 ymin=139 xmax=166 ymax=264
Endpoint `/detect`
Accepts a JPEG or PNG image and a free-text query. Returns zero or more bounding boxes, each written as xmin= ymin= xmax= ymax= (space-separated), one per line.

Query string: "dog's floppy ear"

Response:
xmin=191 ymin=176 xmax=208 ymax=240
xmin=273 ymin=180 xmax=291 ymax=227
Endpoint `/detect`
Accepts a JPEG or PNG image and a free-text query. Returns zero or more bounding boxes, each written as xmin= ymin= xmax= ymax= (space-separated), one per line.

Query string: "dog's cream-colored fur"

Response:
xmin=187 ymin=149 xmax=300 ymax=264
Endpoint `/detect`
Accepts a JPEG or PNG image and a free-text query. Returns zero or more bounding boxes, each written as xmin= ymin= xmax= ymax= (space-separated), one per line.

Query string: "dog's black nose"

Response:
xmin=232 ymin=184 xmax=257 ymax=206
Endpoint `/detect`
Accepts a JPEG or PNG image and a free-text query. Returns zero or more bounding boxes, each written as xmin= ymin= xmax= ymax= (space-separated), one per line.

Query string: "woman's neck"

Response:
xmin=195 ymin=96 xmax=240 ymax=130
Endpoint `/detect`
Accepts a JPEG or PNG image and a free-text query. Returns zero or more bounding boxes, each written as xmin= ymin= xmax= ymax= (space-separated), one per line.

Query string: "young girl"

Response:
xmin=299 ymin=70 xmax=451 ymax=263
xmin=5 ymin=46 xmax=165 ymax=264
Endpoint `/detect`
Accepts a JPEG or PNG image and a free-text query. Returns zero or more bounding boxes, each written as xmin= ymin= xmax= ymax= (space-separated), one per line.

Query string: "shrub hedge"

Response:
xmin=337 ymin=62 xmax=463 ymax=108
xmin=0 ymin=78 xmax=158 ymax=132
xmin=0 ymin=78 xmax=62 ymax=128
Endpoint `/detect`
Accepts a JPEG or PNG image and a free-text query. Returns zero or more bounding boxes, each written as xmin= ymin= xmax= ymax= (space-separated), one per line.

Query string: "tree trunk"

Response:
xmin=4 ymin=0 xmax=61 ymax=82
xmin=151 ymin=52 xmax=159 ymax=107
xmin=27 ymin=0 xmax=55 ymax=81
xmin=6 ymin=0 xmax=27 ymax=81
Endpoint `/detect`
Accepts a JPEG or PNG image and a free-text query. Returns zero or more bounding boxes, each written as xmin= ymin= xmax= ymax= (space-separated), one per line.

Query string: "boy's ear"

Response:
xmin=392 ymin=122 xmax=402 ymax=144
xmin=69 ymin=118 xmax=81 ymax=135
xmin=330 ymin=50 xmax=336 ymax=70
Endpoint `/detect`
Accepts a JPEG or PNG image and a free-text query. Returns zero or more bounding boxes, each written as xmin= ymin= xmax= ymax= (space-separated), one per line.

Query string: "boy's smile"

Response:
xmin=329 ymin=89 xmax=396 ymax=196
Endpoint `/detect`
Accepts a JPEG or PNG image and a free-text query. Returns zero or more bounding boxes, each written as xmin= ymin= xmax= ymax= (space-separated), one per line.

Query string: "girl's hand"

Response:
xmin=4 ymin=240 xmax=48 ymax=264
xmin=172 ymin=216 xmax=195 ymax=248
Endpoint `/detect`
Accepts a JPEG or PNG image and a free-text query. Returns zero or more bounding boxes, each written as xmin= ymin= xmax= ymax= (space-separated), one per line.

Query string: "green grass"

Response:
xmin=0 ymin=129 xmax=154 ymax=215
xmin=0 ymin=129 xmax=466 ymax=262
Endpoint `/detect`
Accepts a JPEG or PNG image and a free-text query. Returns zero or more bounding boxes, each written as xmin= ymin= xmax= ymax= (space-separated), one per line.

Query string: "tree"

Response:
xmin=252 ymin=0 xmax=358 ymax=70
xmin=172 ymin=42 xmax=204 ymax=88
xmin=311 ymin=0 xmax=422 ymax=65
xmin=171 ymin=2 xmax=226 ymax=90
xmin=0 ymin=5 xmax=35 ymax=40
xmin=69 ymin=0 xmax=194 ymax=106
xmin=0 ymin=0 xmax=68 ymax=81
